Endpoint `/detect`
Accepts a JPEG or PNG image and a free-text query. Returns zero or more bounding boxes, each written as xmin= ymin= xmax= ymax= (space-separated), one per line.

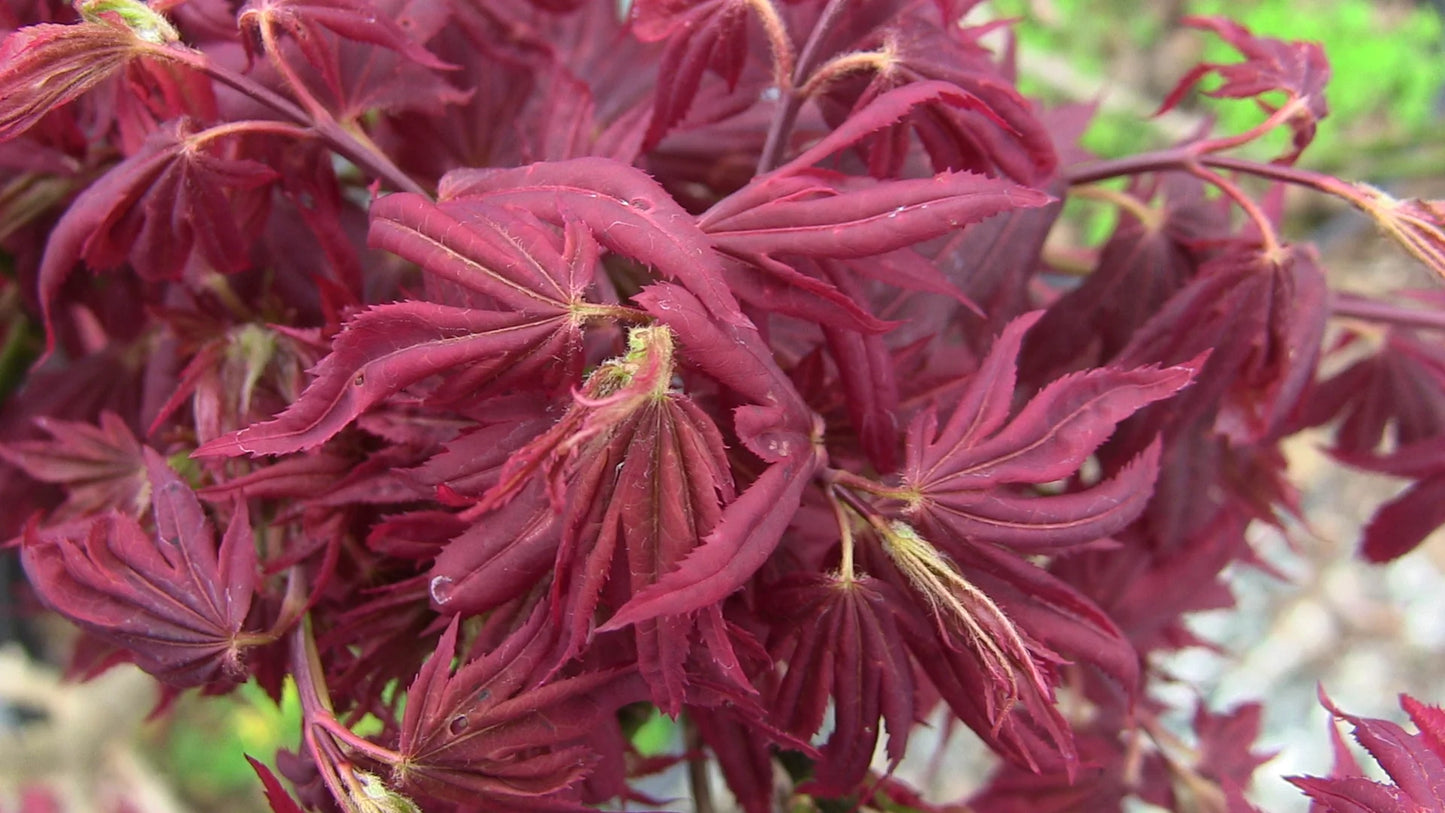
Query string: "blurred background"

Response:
xmin=2 ymin=1 xmax=1442 ymax=810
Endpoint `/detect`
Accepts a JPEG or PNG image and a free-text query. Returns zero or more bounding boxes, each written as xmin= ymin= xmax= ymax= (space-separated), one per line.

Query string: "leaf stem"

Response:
xmin=824 ymin=467 xmax=891 ymax=495
xmin=1065 ymin=148 xmax=1199 ymax=186
xmin=188 ymin=118 xmax=315 ymax=146
xmin=791 ymin=0 xmax=852 ymax=86
xmin=316 ymin=715 xmax=404 ymax=765
xmin=1185 ymin=163 xmax=1284 ymax=261
xmin=150 ymin=44 xmax=428 ymax=195
xmin=743 ymin=0 xmax=796 ymax=94
xmin=828 ymin=477 xmax=891 ymax=534
xmin=571 ymin=302 xmax=655 ymax=326
xmin=796 ymin=48 xmax=892 ymax=98
xmin=256 ymin=16 xmax=332 ymax=124
xmin=1332 ymin=293 xmax=1445 ymax=332
xmin=684 ymin=717 xmax=716 ymax=813
xmin=1069 ymin=184 xmax=1164 ymax=232
xmin=289 ymin=618 xmax=404 ymax=783
xmin=827 ymin=485 xmax=857 ymax=581
xmin=1190 ymin=96 xmax=1310 ymax=157
xmin=757 ymin=0 xmax=851 ymax=172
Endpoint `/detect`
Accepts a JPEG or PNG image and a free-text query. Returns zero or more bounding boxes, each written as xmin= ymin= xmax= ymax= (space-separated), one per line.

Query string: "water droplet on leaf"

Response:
xmin=429 ymin=575 xmax=455 ymax=605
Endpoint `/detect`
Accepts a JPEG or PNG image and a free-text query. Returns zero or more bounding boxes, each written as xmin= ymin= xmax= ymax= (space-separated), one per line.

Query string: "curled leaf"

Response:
xmin=0 ymin=20 xmax=147 ymax=143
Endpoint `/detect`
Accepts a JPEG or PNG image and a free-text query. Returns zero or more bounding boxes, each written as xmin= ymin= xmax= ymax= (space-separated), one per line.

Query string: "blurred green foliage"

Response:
xmin=1001 ymin=0 xmax=1445 ymax=178
xmin=145 ymin=680 xmax=301 ymax=813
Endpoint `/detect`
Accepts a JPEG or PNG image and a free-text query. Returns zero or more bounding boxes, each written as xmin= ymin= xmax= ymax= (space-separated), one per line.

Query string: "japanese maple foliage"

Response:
xmin=2 ymin=1 xmax=1444 ymax=811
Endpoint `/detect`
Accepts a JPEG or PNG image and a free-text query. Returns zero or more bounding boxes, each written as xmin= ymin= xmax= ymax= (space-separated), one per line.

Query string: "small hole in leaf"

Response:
xmin=354 ymin=373 xmax=365 ymax=386
xmin=449 ymin=715 xmax=469 ymax=735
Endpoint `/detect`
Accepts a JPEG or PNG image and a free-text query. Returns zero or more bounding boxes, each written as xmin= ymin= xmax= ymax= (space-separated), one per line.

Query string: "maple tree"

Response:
xmin=1 ymin=1 xmax=1443 ymax=811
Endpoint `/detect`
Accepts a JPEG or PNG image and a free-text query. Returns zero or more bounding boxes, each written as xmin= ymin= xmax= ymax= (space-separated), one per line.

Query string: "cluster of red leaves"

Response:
xmin=2 ymin=1 xmax=1444 ymax=811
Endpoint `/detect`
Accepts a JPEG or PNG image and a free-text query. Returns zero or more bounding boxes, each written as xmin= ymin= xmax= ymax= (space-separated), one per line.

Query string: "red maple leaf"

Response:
xmin=1159 ymin=16 xmax=1330 ymax=163
xmin=392 ymin=611 xmax=642 ymax=808
xmin=20 ymin=449 xmax=262 ymax=687
xmin=0 ymin=19 xmax=150 ymax=143
xmin=1289 ymin=691 xmax=1445 ymax=812
xmin=0 ymin=412 xmax=148 ymax=519
xmin=901 ymin=311 xmax=1199 ymax=552
xmin=37 ymin=118 xmax=279 ymax=347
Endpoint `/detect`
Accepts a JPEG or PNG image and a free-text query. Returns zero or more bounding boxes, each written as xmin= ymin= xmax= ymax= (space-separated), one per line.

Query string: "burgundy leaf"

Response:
xmin=406 ymin=409 xmax=556 ymax=500
xmin=701 ymin=167 xmax=1049 ymax=260
xmin=822 ymin=311 xmax=901 ymax=471
xmin=198 ymin=447 xmax=357 ymax=502
xmin=549 ymin=384 xmax=738 ymax=711
xmin=367 ymin=193 xmax=599 ymax=315
xmin=394 ymin=611 xmax=643 ymax=808
xmin=196 ymin=303 xmax=576 ymax=458
xmin=0 ymin=20 xmax=146 ymax=143
xmin=19 ymin=450 xmax=260 ymax=687
xmin=1288 ymin=776 xmax=1415 ymax=813
xmin=1289 ymin=692 xmax=1445 ymax=813
xmin=429 ymin=483 xmax=561 ymax=615
xmin=1159 ymin=16 xmax=1330 ymax=162
xmin=1300 ymin=323 xmax=1445 ymax=455
xmin=1359 ymin=474 xmax=1445 ymax=564
xmin=632 ymin=0 xmax=753 ymax=148
xmin=860 ymin=527 xmax=1077 ymax=775
xmin=303 ymin=0 xmax=470 ymax=121
xmin=811 ymin=21 xmax=1058 ymax=181
xmin=947 ymin=539 xmax=1139 ymax=695
xmin=835 ymin=248 xmax=981 ymax=311
xmin=1192 ymin=702 xmax=1276 ymax=804
xmin=239 ymin=0 xmax=452 ymax=87
xmin=765 ymin=573 xmax=916 ymax=794
xmin=903 ymin=312 xmax=1197 ymax=550
xmin=38 ymin=119 xmax=278 ymax=345
xmin=689 ymin=706 xmax=778 ymax=813
xmin=0 ymin=412 xmax=148 ymax=518
xmin=779 ymin=79 xmax=1013 ymax=175
xmin=633 ymin=282 xmax=814 ymax=431
xmin=717 ymin=252 xmax=897 ymax=334
xmin=434 ymin=324 xmax=741 ymax=708
xmin=246 ymin=756 xmax=307 ymax=813
xmin=1404 ymin=696 xmax=1445 ymax=765
xmin=1114 ymin=247 xmax=1326 ymax=445
xmin=1022 ymin=177 xmax=1222 ymax=380
xmin=437 ymin=157 xmax=746 ymax=324
xmin=600 ymin=442 xmax=823 ymax=630
xmin=924 ymin=440 xmax=1164 ymax=552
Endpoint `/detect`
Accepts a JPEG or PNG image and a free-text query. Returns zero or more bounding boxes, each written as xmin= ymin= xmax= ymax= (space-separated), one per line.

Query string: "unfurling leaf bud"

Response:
xmin=1354 ymin=184 xmax=1445 ymax=281
xmin=352 ymin=773 xmax=422 ymax=813
xmin=76 ymin=0 xmax=181 ymax=43
xmin=0 ymin=21 xmax=146 ymax=142
xmin=877 ymin=520 xmax=1048 ymax=723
